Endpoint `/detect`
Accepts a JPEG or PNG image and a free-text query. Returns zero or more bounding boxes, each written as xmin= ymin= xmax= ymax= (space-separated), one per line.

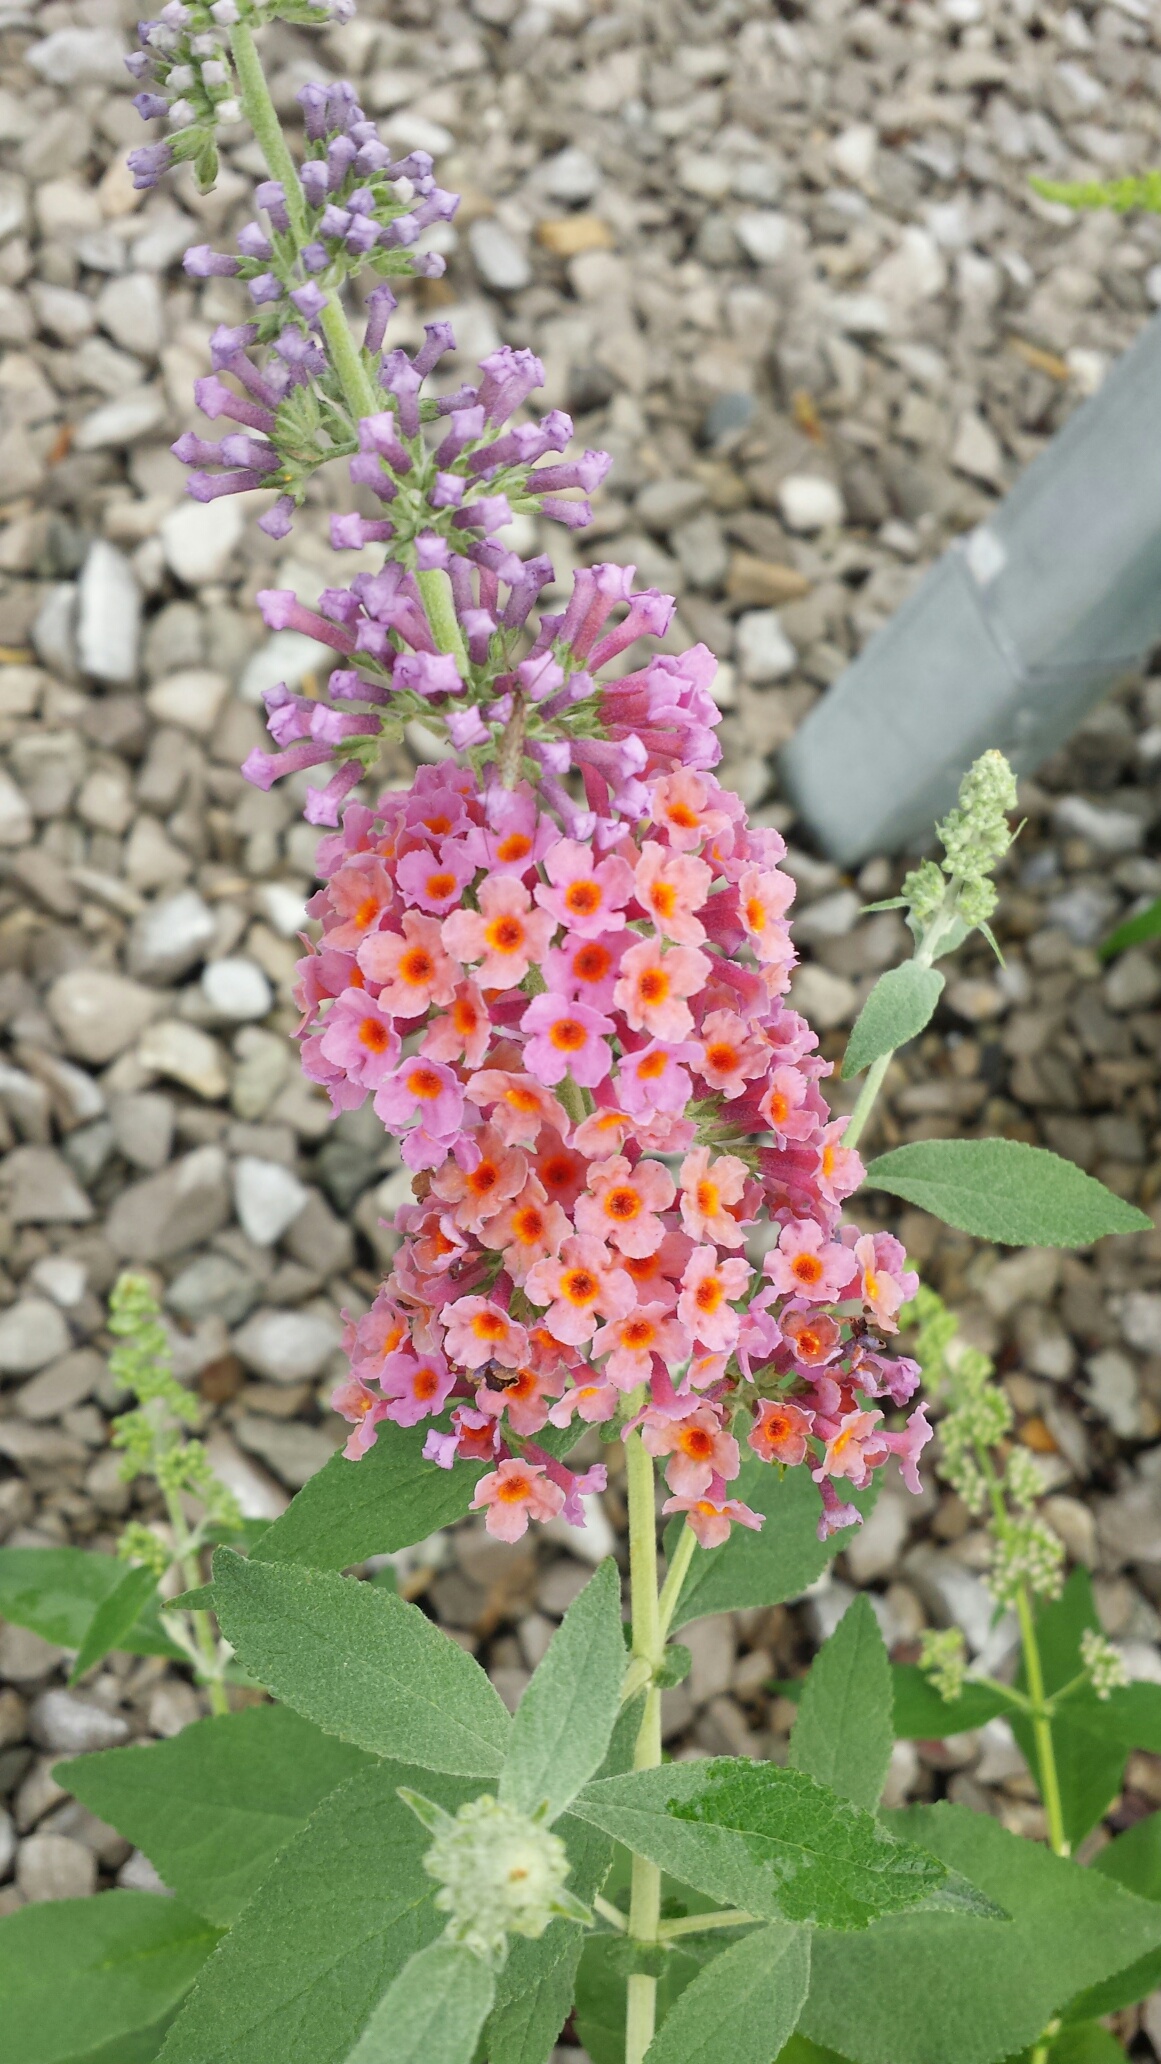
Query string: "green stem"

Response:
xmin=228 ymin=21 xmax=307 ymax=243
xmin=657 ymin=1908 xmax=754 ymax=1942
xmin=594 ymin=1895 xmax=628 ymax=1933
xmin=841 ymin=1049 xmax=891 ymax=1155
xmin=657 ymin=1521 xmax=698 ymax=1645
xmin=162 ymin=1488 xmax=229 ymax=1719
xmin=1016 ymin=1583 xmax=1068 ymax=1857
xmin=625 ymin=1430 xmax=663 ymax=2064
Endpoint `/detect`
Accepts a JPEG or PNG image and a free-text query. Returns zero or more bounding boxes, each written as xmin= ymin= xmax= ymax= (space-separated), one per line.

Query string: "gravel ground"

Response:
xmin=4 ymin=0 xmax=1161 ymax=2043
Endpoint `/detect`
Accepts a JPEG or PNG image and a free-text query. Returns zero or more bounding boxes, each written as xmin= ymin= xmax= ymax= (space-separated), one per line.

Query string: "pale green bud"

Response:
xmin=918 ymin=1626 xmax=968 ymax=1704
xmin=936 ymin=749 xmax=1017 ymax=893
xmin=1080 ymin=1628 xmax=1129 ymax=1701
xmin=1004 ymin=1446 xmax=1046 ymax=1514
xmin=402 ymin=1791 xmax=590 ymax=1964
xmin=899 ymin=858 xmax=946 ymax=925
xmin=988 ymin=1515 xmax=1065 ymax=1607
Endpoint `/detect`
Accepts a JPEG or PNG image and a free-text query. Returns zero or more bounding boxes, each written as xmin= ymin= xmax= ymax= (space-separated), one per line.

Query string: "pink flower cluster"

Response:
xmin=306 ymin=758 xmax=930 ymax=1546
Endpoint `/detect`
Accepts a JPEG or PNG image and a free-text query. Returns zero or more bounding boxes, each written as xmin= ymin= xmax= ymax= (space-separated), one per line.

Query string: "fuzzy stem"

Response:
xmin=625 ymin=1430 xmax=663 ymax=2064
xmin=657 ymin=1908 xmax=755 ymax=1942
xmin=161 ymin=1486 xmax=229 ymax=1718
xmin=841 ymin=1048 xmax=891 ymax=1155
xmin=657 ymin=1520 xmax=698 ymax=1644
xmin=228 ymin=21 xmax=307 ymax=243
xmin=1016 ymin=1583 xmax=1069 ymax=1857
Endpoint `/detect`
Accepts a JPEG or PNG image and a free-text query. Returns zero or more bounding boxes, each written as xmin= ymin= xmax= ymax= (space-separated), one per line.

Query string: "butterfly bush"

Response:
xmin=142 ymin=42 xmax=930 ymax=1552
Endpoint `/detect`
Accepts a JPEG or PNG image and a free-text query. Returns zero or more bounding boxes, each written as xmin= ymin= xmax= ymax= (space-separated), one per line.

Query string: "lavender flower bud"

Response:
xmin=258 ymin=496 xmax=296 ymax=539
xmin=236 ymin=223 xmax=273 ymax=260
xmin=249 ymin=274 xmax=284 ymax=306
xmin=255 ymin=180 xmax=290 ymax=234
xmin=290 ymin=282 xmax=327 ymax=321
xmin=363 ymin=282 xmax=397 ymax=356
xmin=298 ymin=82 xmax=330 ymax=141
xmin=128 ymin=142 xmax=172 ymax=189
xmin=300 ymin=159 xmax=330 ymax=207
xmin=132 ymin=91 xmax=169 ymax=120
xmin=210 ymin=0 xmax=239 ymax=21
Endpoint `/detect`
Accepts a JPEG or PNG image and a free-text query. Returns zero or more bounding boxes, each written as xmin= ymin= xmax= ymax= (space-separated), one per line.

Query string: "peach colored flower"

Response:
xmin=613 ymin=938 xmax=710 ymax=1041
xmin=619 ymin=1230 xmax=693 ymax=1312
xmin=442 ymin=876 xmax=554 ymax=988
xmin=472 ymin=1457 xmax=565 ymax=1541
xmin=694 ymin=1009 xmax=768 ymax=1100
xmin=650 ymin=769 xmax=735 ymax=852
xmin=534 ymin=838 xmax=635 ymax=938
xmin=431 ymin=1126 xmax=528 ymax=1234
xmin=738 ymin=863 xmax=795 ymax=963
xmin=489 ymin=1181 xmax=571 ymax=1283
xmin=634 ymin=842 xmax=712 ymax=945
xmin=474 ymin=1364 xmax=561 ymax=1438
xmin=525 ymin=1234 xmax=636 ymax=1347
xmin=593 ymin=1304 xmax=690 ymax=1389
xmin=465 ymin=1069 xmax=570 ymax=1147
xmin=749 ymin=1398 xmax=813 ymax=1467
xmin=358 ymin=910 xmax=458 ymax=1017
xmin=421 ymin=981 xmax=492 ymax=1069
xmin=443 ymin=1295 xmax=529 ymax=1371
xmin=643 ymin=1406 xmax=740 ymax=1498
xmin=678 ymin=1146 xmax=749 ymax=1249
xmin=677 ymin=1246 xmax=752 ymax=1353
xmin=764 ymin=1220 xmax=857 ymax=1303
xmin=575 ymin=1154 xmax=677 ymax=1258
xmin=662 ymin=1488 xmax=763 ymax=1549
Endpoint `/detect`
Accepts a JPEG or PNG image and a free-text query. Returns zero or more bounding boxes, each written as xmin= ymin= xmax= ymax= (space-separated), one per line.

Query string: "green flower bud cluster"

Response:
xmin=897 ymin=750 xmax=1018 ymax=953
xmin=1003 ymin=1446 xmax=1046 ymax=1514
xmin=402 ymin=1791 xmax=590 ymax=1965
xmin=918 ymin=1627 xmax=968 ymax=1705
xmin=117 ymin=1521 xmax=171 ymax=1580
xmin=988 ymin=1514 xmax=1065 ymax=1608
xmin=107 ymin=1273 xmax=241 ymax=1534
xmin=1080 ymin=1628 xmax=1130 ymax=1701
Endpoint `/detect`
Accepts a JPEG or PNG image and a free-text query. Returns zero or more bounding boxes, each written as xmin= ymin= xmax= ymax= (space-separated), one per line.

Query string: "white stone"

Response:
xmin=951 ymin=410 xmax=1005 ymax=487
xmin=96 ymin=273 xmax=164 ymax=362
xmin=542 ymin=1495 xmax=617 ymax=1565
xmin=76 ymin=540 xmax=140 ymax=686
xmin=0 ymin=769 xmax=32 ymax=848
xmin=202 ymin=958 xmax=273 ymax=1023
xmin=239 ymin=631 xmax=335 ymax=706
xmin=234 ymin=1416 xmax=341 ymax=1489
xmin=1083 ymin=1349 xmax=1141 ymax=1439
xmin=676 ymin=152 xmax=733 ymax=202
xmin=48 ymin=968 xmax=159 ymax=1064
xmin=1117 ymin=1290 xmax=1161 ymax=1355
xmin=830 ymin=124 xmax=877 ymax=183
xmin=788 ymin=963 xmax=857 ymax=1031
xmin=254 ymin=883 xmax=310 ymax=937
xmin=543 ymin=145 xmax=600 ymax=203
xmin=118 ymin=1849 xmax=170 ymax=1894
xmin=18 ymin=1833 xmax=97 ymax=1902
xmin=30 ymin=1690 xmax=130 ymax=1754
xmin=145 ymin=669 xmax=230 ymax=737
xmin=28 ymin=1256 xmax=89 ymax=1310
xmin=30 ymin=283 xmax=94 ymax=346
xmin=845 ymin=1492 xmax=911 ymax=1584
xmin=232 ymin=1155 xmax=309 ymax=1247
xmin=128 ymin=890 xmax=216 ymax=983
xmin=204 ymin=1429 xmax=289 ymax=1520
xmin=1053 ymin=794 xmax=1143 ymax=855
xmin=777 ymin=474 xmax=845 ymax=533
xmin=1105 ymin=950 xmax=1161 ymax=1014
xmin=75 ymin=390 xmax=166 ymax=452
xmin=468 ymin=219 xmax=532 ymax=292
xmin=138 ymin=1021 xmax=229 ymax=1101
xmin=27 ymin=27 xmax=127 ymax=86
xmin=0 ymin=1299 xmax=72 ymax=1375
xmin=233 ymin=1305 xmax=343 ymax=1383
xmin=0 ymin=172 xmax=26 ymax=243
xmin=793 ymin=889 xmax=861 ymax=943
xmin=868 ymin=226 xmax=946 ymax=308
xmin=735 ymin=609 xmax=798 ymax=683
xmin=733 ymin=209 xmax=790 ymax=265
xmin=161 ymin=497 xmax=245 ymax=587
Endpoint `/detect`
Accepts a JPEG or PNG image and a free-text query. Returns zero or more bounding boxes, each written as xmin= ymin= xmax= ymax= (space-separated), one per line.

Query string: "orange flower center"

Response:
xmin=496 ymin=832 xmax=532 ymax=863
xmin=638 ymin=967 xmax=668 ymax=1004
xmin=549 ymin=1018 xmax=587 ymax=1052
xmin=821 ymin=1143 xmax=836 ymax=1177
xmin=744 ymin=897 xmax=767 ymax=933
xmin=413 ymin=1366 xmax=441 ymax=1400
xmin=561 ymin=1267 xmax=598 ymax=1306
xmin=496 ymin=1470 xmax=532 ymax=1503
xmin=695 ymin=1179 xmax=720 ymax=1218
xmin=706 ymin=1041 xmax=737 ymax=1073
xmin=574 ymin=943 xmax=611 ymax=983
xmin=635 ymin=1050 xmax=667 ymax=1081
xmin=565 ymin=880 xmax=601 ymax=916
xmin=650 ymin=880 xmax=677 ymax=918
xmin=667 ymin=803 xmax=698 ymax=829
xmin=680 ymin=1425 xmax=714 ymax=1459
xmin=423 ymin=813 xmax=453 ymax=835
xmin=471 ymin=1310 xmax=507 ymax=1340
xmin=621 ymin=1318 xmax=655 ymax=1348
xmin=468 ymin=1161 xmax=499 ymax=1196
xmin=512 ymin=1206 xmax=545 ymax=1243
xmin=426 ymin=871 xmax=456 ymax=900
xmin=792 ymin=1252 xmax=823 ymax=1285
xmin=453 ymin=997 xmax=480 ymax=1035
xmin=605 ymin=1187 xmax=640 ymax=1220
xmin=505 ymin=1084 xmax=542 ymax=1112
xmin=695 ymin=1275 xmax=723 ymax=1313
xmin=399 ymin=946 xmax=434 ymax=985
xmin=358 ymin=1017 xmax=390 ymax=1052
xmin=354 ymin=894 xmax=380 ymax=930
xmin=768 ymin=1090 xmax=789 ymax=1123
xmin=541 ymin=1154 xmax=578 ymax=1192
xmin=486 ymin=914 xmax=525 ymax=953
xmin=406 ymin=1065 xmax=443 ymax=1101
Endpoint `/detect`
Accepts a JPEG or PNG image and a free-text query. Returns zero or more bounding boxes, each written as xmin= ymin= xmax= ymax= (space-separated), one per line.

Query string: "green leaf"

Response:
xmin=67 ymin=2010 xmax=180 ymax=2064
xmin=1100 ymin=895 xmax=1161 ymax=960
xmin=210 ymin=1551 xmax=511 ymax=1777
xmin=166 ymin=1585 xmax=215 ymax=1613
xmin=0 ymin=1548 xmax=180 ymax=1658
xmin=344 ymin=1942 xmax=494 ymax=2064
xmin=775 ymin=2044 xmax=850 ymax=2064
xmin=840 ymin=965 xmax=945 ymax=1080
xmin=665 ymin=1462 xmax=872 ymax=1630
xmin=1 ymin=1893 xmax=218 ymax=2064
xmin=1060 ymin=1813 xmax=1161 ymax=2023
xmin=158 ymin=1762 xmax=475 ymax=2064
xmin=484 ymin=1813 xmax=622 ymax=2064
xmin=645 ymin=1925 xmax=810 ymax=2064
xmin=69 ymin=1565 xmax=161 ymax=1686
xmin=864 ymin=1137 xmax=1152 ymax=1245
xmin=890 ymin=1664 xmax=1014 ymax=1740
xmin=248 ymin=1422 xmax=487 ymax=1571
xmin=800 ymin=1801 xmax=1161 ymax=2064
xmin=499 ymin=1559 xmax=625 ymax=1824
xmin=574 ymin=1935 xmax=719 ymax=2064
xmin=62 ymin=1706 xmax=372 ymax=1926
xmin=789 ymin=1597 xmax=892 ymax=1813
xmin=1008 ymin=1572 xmax=1126 ymax=1850
xmin=569 ymin=1762 xmax=1001 ymax=1931
xmin=1046 ymin=2028 xmax=1125 ymax=2064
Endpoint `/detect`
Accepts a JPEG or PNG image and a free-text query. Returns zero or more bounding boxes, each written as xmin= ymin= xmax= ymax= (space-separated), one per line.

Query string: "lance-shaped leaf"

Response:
xmin=645 ymin=1924 xmax=810 ymax=2064
xmin=1 ymin=1891 xmax=219 ymax=2064
xmin=344 ymin=1942 xmax=494 ymax=2064
xmin=1062 ymin=1812 xmax=1161 ymax=2023
xmin=0 ymin=1546 xmax=180 ymax=1658
xmin=569 ymin=1761 xmax=1001 ymax=1931
xmin=789 ymin=1596 xmax=892 ymax=1814
xmin=210 ymin=1551 xmax=511 ymax=1778
xmin=499 ymin=1558 xmax=625 ymax=1823
xmin=249 ymin=1422 xmax=487 ymax=1571
xmin=863 ymin=1138 xmax=1151 ymax=1246
xmin=62 ymin=1706 xmax=372 ymax=1925
xmin=891 ymin=1663 xmax=1014 ymax=1740
xmin=801 ymin=1802 xmax=1161 ymax=2064
xmin=158 ymin=1761 xmax=476 ymax=2064
xmin=840 ymin=963 xmax=944 ymax=1080
xmin=69 ymin=1564 xmax=162 ymax=1686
